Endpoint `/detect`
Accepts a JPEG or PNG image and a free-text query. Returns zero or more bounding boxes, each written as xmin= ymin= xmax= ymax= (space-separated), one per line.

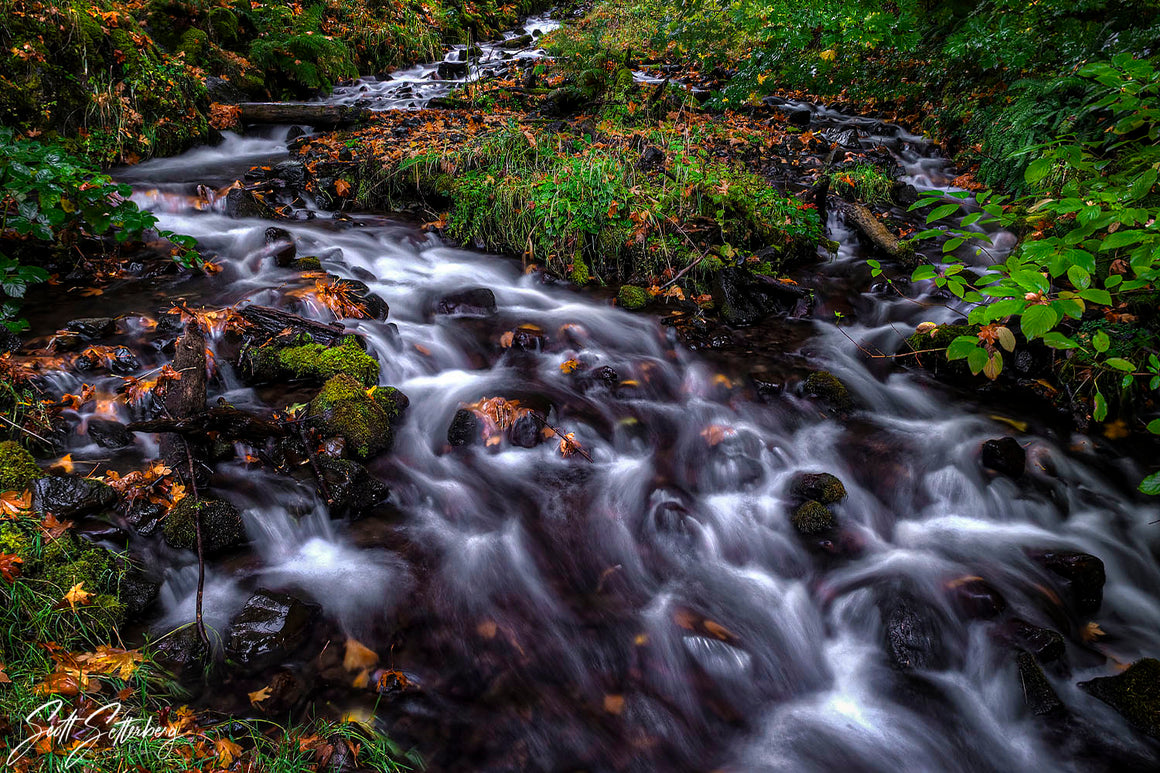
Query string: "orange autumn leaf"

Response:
xmin=0 ymin=553 xmax=23 ymax=582
xmin=0 ymin=662 xmax=10 ymax=683
xmin=1 ymin=490 xmax=31 ymax=518
xmin=63 ymin=582 xmax=93 ymax=611
xmin=700 ymin=424 xmax=734 ymax=446
xmin=559 ymin=358 xmax=580 ymax=374
xmin=40 ymin=514 xmax=73 ymax=541
xmin=343 ymin=638 xmax=379 ymax=672
xmin=79 ymin=646 xmax=144 ymax=680
xmin=215 ymin=737 xmax=244 ymax=767
xmin=334 ymin=179 xmax=352 ymax=196
xmin=248 ymin=685 xmax=272 ymax=706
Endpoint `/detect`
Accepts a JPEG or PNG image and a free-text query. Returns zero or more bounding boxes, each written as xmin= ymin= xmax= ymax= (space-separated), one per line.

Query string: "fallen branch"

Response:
xmin=840 ymin=201 xmax=916 ymax=265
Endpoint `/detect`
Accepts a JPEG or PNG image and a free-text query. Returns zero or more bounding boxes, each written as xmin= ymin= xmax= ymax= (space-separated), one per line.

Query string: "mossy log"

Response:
xmin=842 ymin=202 xmax=916 ymax=265
xmin=237 ymin=103 xmax=372 ymax=127
xmin=240 ymin=305 xmax=360 ymax=348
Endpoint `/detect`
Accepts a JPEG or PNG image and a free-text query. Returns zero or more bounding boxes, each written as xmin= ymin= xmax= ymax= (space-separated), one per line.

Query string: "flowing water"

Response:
xmin=19 ymin=14 xmax=1160 ymax=772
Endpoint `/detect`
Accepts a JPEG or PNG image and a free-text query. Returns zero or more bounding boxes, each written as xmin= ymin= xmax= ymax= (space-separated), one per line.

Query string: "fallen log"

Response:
xmin=841 ymin=202 xmax=916 ymax=266
xmin=130 ymin=407 xmax=287 ymax=440
xmin=240 ymin=304 xmax=363 ymax=348
xmin=237 ymin=103 xmax=373 ymax=127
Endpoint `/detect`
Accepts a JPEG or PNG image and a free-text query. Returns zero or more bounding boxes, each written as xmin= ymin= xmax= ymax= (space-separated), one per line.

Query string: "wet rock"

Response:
xmin=502 ymin=33 xmax=533 ymax=49
xmin=151 ymin=624 xmax=209 ymax=682
xmin=447 ymin=408 xmax=479 ymax=446
xmin=318 ymin=457 xmax=389 ymax=518
xmin=225 ymin=188 xmax=276 ymax=219
xmin=162 ymin=497 xmax=246 ymax=554
xmin=65 ymin=317 xmax=117 ymax=339
xmin=205 ymin=76 xmax=244 ymax=104
xmin=791 ymin=472 xmax=847 ymax=504
xmin=271 ymin=160 xmax=307 ymax=186
xmin=87 ymin=419 xmax=135 ymax=449
xmin=617 ymin=284 xmax=649 ymax=310
xmin=124 ymin=499 xmax=165 ymax=536
xmin=790 ymin=500 xmax=836 ymax=535
xmin=786 ymin=108 xmax=811 ymax=127
xmin=884 ymin=595 xmax=950 ymax=671
xmin=949 ymin=577 xmax=1006 ymax=619
xmin=1079 ymin=658 xmax=1160 ymax=740
xmin=509 ymin=413 xmax=542 ymax=448
xmin=330 ymin=277 xmax=389 ymax=320
xmin=291 ymin=256 xmax=322 ymax=271
xmin=981 ymin=437 xmax=1025 ymax=478
xmin=711 ymin=267 xmax=806 ymax=326
xmin=244 ymin=336 xmax=379 ymax=387
xmin=803 ymin=370 xmax=853 ymax=410
xmin=226 ymin=589 xmax=320 ymax=671
xmin=1031 ymin=550 xmax=1106 ymax=616
xmin=579 ymin=365 xmax=619 ymax=392
xmin=437 ymin=60 xmax=468 ymax=79
xmin=264 ymin=226 xmax=297 ymax=267
xmin=1018 ymin=651 xmax=1064 ymax=716
xmin=308 ymin=374 xmax=408 ymax=460
xmin=0 ymin=326 xmax=22 ymax=353
xmin=32 ymin=475 xmax=116 ymax=518
xmin=434 ymin=287 xmax=497 ymax=316
xmin=118 ymin=569 xmax=161 ymax=620
xmin=1011 ymin=619 xmax=1066 ymax=664
xmin=891 ymin=181 xmax=919 ymax=207
xmin=110 ymin=346 xmax=140 ymax=374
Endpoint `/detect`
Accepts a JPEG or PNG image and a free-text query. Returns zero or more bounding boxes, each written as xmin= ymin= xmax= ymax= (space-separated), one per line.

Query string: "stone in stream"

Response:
xmin=433 ymin=287 xmax=497 ymax=317
xmin=883 ymin=594 xmax=953 ymax=671
xmin=790 ymin=500 xmax=836 ymax=535
xmin=1079 ymin=658 xmax=1160 ymax=740
xmin=64 ymin=316 xmax=117 ymax=339
xmin=224 ymin=188 xmax=276 ymax=219
xmin=264 ymin=226 xmax=297 ymax=267
xmin=32 ymin=475 xmax=116 ymax=518
xmin=437 ymin=60 xmax=468 ymax=78
xmin=509 ymin=413 xmax=542 ymax=448
xmin=803 ymin=370 xmax=853 ymax=411
xmin=151 ymin=624 xmax=210 ymax=683
xmin=786 ymin=107 xmax=811 ymax=127
xmin=226 ymin=589 xmax=320 ymax=672
xmin=948 ymin=577 xmax=1007 ymax=619
xmin=981 ymin=436 xmax=1026 ymax=478
xmin=317 ymin=457 xmax=389 ymax=518
xmin=1029 ymin=549 xmax=1106 ymax=616
xmin=790 ymin=472 xmax=847 ymax=504
xmin=1009 ymin=619 xmax=1066 ymax=664
xmin=331 ymin=277 xmax=390 ymax=320
xmin=162 ymin=497 xmax=246 ymax=554
xmin=307 ymin=374 xmax=409 ymax=460
xmin=711 ymin=266 xmax=807 ymax=326
xmin=243 ymin=336 xmax=380 ymax=387
xmin=447 ymin=408 xmax=480 ymax=446
xmin=87 ymin=418 xmax=135 ymax=449
xmin=1018 ymin=651 xmax=1065 ymax=717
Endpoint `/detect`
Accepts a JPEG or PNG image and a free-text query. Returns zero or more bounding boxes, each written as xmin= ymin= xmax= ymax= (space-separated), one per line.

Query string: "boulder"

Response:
xmin=32 ymin=475 xmax=116 ymax=518
xmin=434 ymin=288 xmax=497 ymax=317
xmin=790 ymin=500 xmax=836 ymax=535
xmin=949 ymin=577 xmax=1006 ymax=619
xmin=64 ymin=317 xmax=117 ymax=339
xmin=226 ymin=589 xmax=320 ymax=671
xmin=711 ymin=267 xmax=806 ymax=326
xmin=447 ymin=408 xmax=479 ymax=446
xmin=162 ymin=497 xmax=246 ymax=554
xmin=1011 ymin=619 xmax=1066 ymax=664
xmin=317 ymin=458 xmax=389 ymax=518
xmin=224 ymin=188 xmax=276 ymax=219
xmin=883 ymin=595 xmax=950 ymax=671
xmin=307 ymin=374 xmax=408 ymax=460
xmin=1079 ymin=658 xmax=1160 ymax=740
xmin=803 ymin=370 xmax=853 ymax=410
xmin=1031 ymin=550 xmax=1106 ymax=616
xmin=981 ymin=437 xmax=1025 ymax=478
xmin=244 ymin=336 xmax=379 ymax=387
xmin=1018 ymin=651 xmax=1064 ymax=716
xmin=87 ymin=419 xmax=135 ymax=449
xmin=791 ymin=472 xmax=847 ymax=504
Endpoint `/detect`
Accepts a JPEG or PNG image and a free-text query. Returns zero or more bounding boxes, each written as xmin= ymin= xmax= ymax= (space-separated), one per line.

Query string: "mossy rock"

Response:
xmin=0 ymin=440 xmax=42 ymax=492
xmin=617 ymin=284 xmax=649 ymax=310
xmin=163 ymin=497 xmax=246 ymax=554
xmin=791 ymin=472 xmax=847 ymax=505
xmin=290 ymin=256 xmax=322 ymax=271
xmin=1080 ymin=658 xmax=1160 ymax=740
xmin=247 ymin=336 xmax=379 ymax=386
xmin=207 ymin=6 xmax=241 ymax=45
xmin=307 ymin=374 xmax=408 ymax=460
xmin=178 ymin=28 xmax=210 ymax=59
xmin=803 ymin=371 xmax=853 ymax=410
xmin=39 ymin=534 xmax=128 ymax=644
xmin=790 ymin=500 xmax=837 ymax=535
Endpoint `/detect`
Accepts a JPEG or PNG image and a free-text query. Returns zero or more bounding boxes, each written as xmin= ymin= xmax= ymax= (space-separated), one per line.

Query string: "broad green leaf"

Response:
xmin=1094 ymin=391 xmax=1108 ymax=422
xmin=947 ymin=336 xmax=979 ymax=361
xmin=967 ymin=347 xmax=989 ymax=375
xmin=1105 ymin=357 xmax=1136 ymax=372
xmin=1139 ymin=471 xmax=1160 ymax=496
xmin=1020 ymin=304 xmax=1059 ymax=340
xmin=1093 ymin=330 xmax=1110 ymax=353
xmin=927 ymin=203 xmax=960 ymax=223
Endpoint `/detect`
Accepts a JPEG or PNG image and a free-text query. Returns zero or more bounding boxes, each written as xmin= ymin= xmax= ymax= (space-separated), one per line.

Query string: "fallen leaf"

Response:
xmin=0 ymin=553 xmax=24 ymax=582
xmin=63 ymin=582 xmax=93 ymax=611
xmin=80 ymin=646 xmax=143 ymax=680
xmin=560 ymin=358 xmax=580 ymax=374
xmin=477 ymin=620 xmax=498 ymax=639
xmin=248 ymin=685 xmax=272 ymax=707
xmin=40 ymin=514 xmax=73 ymax=541
xmin=603 ymin=694 xmax=625 ymax=715
xmin=215 ymin=737 xmax=244 ymax=767
xmin=0 ymin=490 xmax=31 ymax=517
xmin=1082 ymin=622 xmax=1106 ymax=642
xmin=334 ymin=179 xmax=351 ymax=196
xmin=343 ymin=638 xmax=379 ymax=672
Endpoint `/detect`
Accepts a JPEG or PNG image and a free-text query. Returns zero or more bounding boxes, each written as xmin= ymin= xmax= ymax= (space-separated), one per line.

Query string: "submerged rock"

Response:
xmin=803 ymin=370 xmax=853 ymax=410
xmin=1018 ymin=651 xmax=1064 ymax=716
xmin=791 ymin=472 xmax=847 ymax=504
xmin=949 ymin=577 xmax=1006 ymax=619
xmin=225 ymin=188 xmax=276 ymax=219
xmin=162 ymin=497 xmax=246 ymax=554
xmin=981 ymin=437 xmax=1025 ymax=478
xmin=434 ymin=287 xmax=497 ymax=316
xmin=307 ymin=374 xmax=408 ymax=460
xmin=790 ymin=500 xmax=836 ymax=535
xmin=1030 ymin=549 xmax=1106 ymax=616
xmin=318 ymin=457 xmax=389 ymax=518
xmin=32 ymin=475 xmax=115 ymax=518
xmin=87 ymin=419 xmax=135 ymax=449
xmin=226 ymin=589 xmax=320 ymax=671
xmin=1080 ymin=658 xmax=1160 ymax=740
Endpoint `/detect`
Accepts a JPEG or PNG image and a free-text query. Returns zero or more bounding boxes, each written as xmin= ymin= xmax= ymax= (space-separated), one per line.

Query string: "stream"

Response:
xmin=19 ymin=12 xmax=1160 ymax=772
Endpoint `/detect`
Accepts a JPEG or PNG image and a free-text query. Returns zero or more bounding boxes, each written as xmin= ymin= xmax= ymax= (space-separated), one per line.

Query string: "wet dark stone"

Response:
xmin=65 ymin=317 xmax=117 ymax=339
xmin=286 ymin=126 xmax=307 ymax=142
xmin=226 ymin=589 xmax=320 ymax=671
xmin=509 ymin=413 xmax=542 ymax=448
xmin=803 ymin=370 xmax=853 ymax=411
xmin=87 ymin=419 xmax=135 ymax=449
xmin=790 ymin=500 xmax=836 ymax=535
xmin=787 ymin=108 xmax=811 ymax=127
xmin=265 ymin=226 xmax=293 ymax=245
xmin=892 ymin=181 xmax=919 ymax=206
xmin=124 ymin=499 xmax=165 ymax=536
xmin=118 ymin=569 xmax=161 ymax=620
xmin=884 ymin=595 xmax=949 ymax=671
xmin=110 ymin=346 xmax=139 ymax=374
xmin=318 ymin=457 xmax=389 ymax=518
xmin=1031 ymin=550 xmax=1106 ymax=616
xmin=502 ymin=33 xmax=533 ymax=49
xmin=225 ymin=188 xmax=276 ymax=219
xmin=331 ymin=278 xmax=389 ymax=319
xmin=791 ymin=472 xmax=847 ymax=505
xmin=1018 ymin=651 xmax=1064 ymax=716
xmin=1011 ymin=619 xmax=1066 ymax=664
xmin=437 ymin=60 xmax=468 ymax=78
xmin=950 ymin=577 xmax=1006 ymax=619
xmin=580 ymin=365 xmax=619 ymax=391
xmin=271 ymin=160 xmax=307 ymax=186
xmin=434 ymin=288 xmax=497 ymax=316
xmin=151 ymin=624 xmax=209 ymax=682
xmin=163 ymin=497 xmax=246 ymax=554
xmin=205 ymin=76 xmax=244 ymax=104
xmin=32 ymin=475 xmax=116 ymax=518
xmin=981 ymin=436 xmax=1025 ymax=478
xmin=447 ymin=408 xmax=479 ymax=446
xmin=0 ymin=326 xmax=22 ymax=353
xmin=1079 ymin=658 xmax=1160 ymax=740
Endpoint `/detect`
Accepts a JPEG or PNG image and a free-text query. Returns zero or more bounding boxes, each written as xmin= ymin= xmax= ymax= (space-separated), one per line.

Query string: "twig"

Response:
xmin=532 ymin=413 xmax=593 ymax=462
xmin=298 ymin=424 xmax=333 ymax=505
xmin=180 ymin=435 xmax=209 ymax=647
xmin=0 ymin=414 xmax=51 ymax=444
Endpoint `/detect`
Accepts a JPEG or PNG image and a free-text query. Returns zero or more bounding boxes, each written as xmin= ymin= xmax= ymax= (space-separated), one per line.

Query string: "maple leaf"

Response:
xmin=558 ymin=431 xmax=582 ymax=458
xmin=80 ymin=646 xmax=144 ymax=680
xmin=1 ymin=490 xmax=31 ymax=518
xmin=215 ymin=737 xmax=244 ymax=767
xmin=1082 ymin=621 xmax=1106 ymax=642
xmin=63 ymin=582 xmax=93 ymax=611
xmin=40 ymin=514 xmax=73 ymax=540
xmin=700 ymin=424 xmax=734 ymax=446
xmin=0 ymin=553 xmax=23 ymax=582
xmin=248 ymin=685 xmax=272 ymax=706
xmin=334 ymin=179 xmax=352 ymax=196
xmin=559 ymin=359 xmax=580 ymax=374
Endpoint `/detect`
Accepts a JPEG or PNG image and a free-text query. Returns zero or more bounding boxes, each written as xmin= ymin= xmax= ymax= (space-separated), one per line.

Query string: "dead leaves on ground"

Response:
xmin=0 ymin=552 xmax=23 ymax=582
xmin=35 ymin=645 xmax=145 ymax=696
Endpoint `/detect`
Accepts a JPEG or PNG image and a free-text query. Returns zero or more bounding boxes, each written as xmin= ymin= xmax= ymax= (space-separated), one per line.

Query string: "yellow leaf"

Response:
xmin=80 ymin=646 xmax=143 ymax=680
xmin=63 ymin=582 xmax=93 ymax=611
xmin=819 ymin=49 xmax=837 ymax=62
xmin=1082 ymin=622 xmax=1106 ymax=642
xmin=248 ymin=685 xmax=272 ymax=706
xmin=559 ymin=359 xmax=580 ymax=374
xmin=343 ymin=638 xmax=379 ymax=672
xmin=215 ymin=737 xmax=244 ymax=767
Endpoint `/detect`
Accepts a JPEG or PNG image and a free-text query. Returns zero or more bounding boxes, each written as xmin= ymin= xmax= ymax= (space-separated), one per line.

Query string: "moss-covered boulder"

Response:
xmin=163 ymin=497 xmax=246 ymax=554
xmin=617 ymin=284 xmax=649 ymax=310
xmin=246 ymin=336 xmax=379 ymax=387
xmin=790 ymin=500 xmax=837 ymax=535
xmin=0 ymin=440 xmax=42 ymax=492
xmin=791 ymin=472 xmax=847 ymax=504
xmin=307 ymin=374 xmax=408 ymax=460
xmin=39 ymin=534 xmax=128 ymax=644
xmin=1080 ymin=658 xmax=1160 ymax=740
xmin=803 ymin=371 xmax=853 ymax=410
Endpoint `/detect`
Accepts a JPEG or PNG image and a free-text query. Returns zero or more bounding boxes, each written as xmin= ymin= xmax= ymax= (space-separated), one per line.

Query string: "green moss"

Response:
xmin=207 ymin=6 xmax=241 ymax=45
xmin=791 ymin=500 xmax=837 ymax=535
xmin=905 ymin=323 xmax=976 ymax=354
xmin=307 ymin=374 xmax=408 ymax=460
xmin=163 ymin=497 xmax=246 ymax=553
xmin=0 ymin=440 xmax=42 ymax=492
xmin=251 ymin=336 xmax=379 ymax=386
xmin=38 ymin=534 xmax=128 ymax=642
xmin=0 ymin=521 xmax=30 ymax=556
xmin=804 ymin=371 xmax=853 ymax=410
xmin=792 ymin=472 xmax=847 ymax=504
xmin=570 ymin=254 xmax=591 ymax=285
xmin=291 ymin=256 xmax=323 ymax=270
xmin=617 ymin=284 xmax=649 ymax=310
xmin=178 ymin=27 xmax=210 ymax=59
